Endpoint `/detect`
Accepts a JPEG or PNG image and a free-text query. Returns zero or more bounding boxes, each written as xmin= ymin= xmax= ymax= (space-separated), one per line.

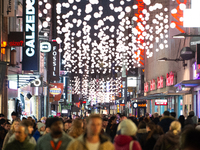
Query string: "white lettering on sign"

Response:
xmin=40 ymin=42 xmax=51 ymax=52
xmin=52 ymin=46 xmax=57 ymax=77
xmin=25 ymin=0 xmax=35 ymax=57
xmin=184 ymin=0 xmax=200 ymax=27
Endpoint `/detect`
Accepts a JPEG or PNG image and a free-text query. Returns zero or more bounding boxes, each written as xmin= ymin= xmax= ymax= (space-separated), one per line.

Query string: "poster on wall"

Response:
xmin=22 ymin=0 xmax=39 ymax=71
xmin=4 ymin=0 xmax=15 ymax=17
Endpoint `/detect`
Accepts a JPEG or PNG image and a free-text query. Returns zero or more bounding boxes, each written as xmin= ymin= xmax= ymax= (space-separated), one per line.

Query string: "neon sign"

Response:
xmin=166 ymin=72 xmax=175 ymax=86
xmin=9 ymin=41 xmax=24 ymax=46
xmin=155 ymin=99 xmax=167 ymax=105
xmin=150 ymin=79 xmax=156 ymax=91
xmin=157 ymin=76 xmax=164 ymax=89
xmin=170 ymin=0 xmax=187 ymax=33
xmin=134 ymin=0 xmax=145 ymax=66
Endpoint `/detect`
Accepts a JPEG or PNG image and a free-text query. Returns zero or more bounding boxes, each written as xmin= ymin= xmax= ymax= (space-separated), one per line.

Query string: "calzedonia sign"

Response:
xmin=22 ymin=0 xmax=39 ymax=71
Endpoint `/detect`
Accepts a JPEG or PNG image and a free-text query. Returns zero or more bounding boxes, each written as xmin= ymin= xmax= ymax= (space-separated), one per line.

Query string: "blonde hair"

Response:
xmin=11 ymin=120 xmax=20 ymax=131
xmin=170 ymin=121 xmax=181 ymax=135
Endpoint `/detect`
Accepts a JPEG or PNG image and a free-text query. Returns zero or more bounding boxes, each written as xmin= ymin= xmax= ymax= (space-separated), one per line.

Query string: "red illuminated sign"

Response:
xmin=9 ymin=41 xmax=24 ymax=46
xmin=166 ymin=72 xmax=175 ymax=86
xmin=82 ymin=101 xmax=86 ymax=104
xmin=150 ymin=79 xmax=156 ymax=91
xmin=157 ymin=76 xmax=164 ymax=89
xmin=155 ymin=100 xmax=168 ymax=105
xmin=170 ymin=0 xmax=187 ymax=33
xmin=134 ymin=0 xmax=145 ymax=66
xmin=144 ymin=82 xmax=149 ymax=93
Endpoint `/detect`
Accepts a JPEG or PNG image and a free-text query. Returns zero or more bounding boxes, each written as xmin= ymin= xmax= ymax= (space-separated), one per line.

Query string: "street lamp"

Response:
xmin=173 ymin=33 xmax=200 ymax=39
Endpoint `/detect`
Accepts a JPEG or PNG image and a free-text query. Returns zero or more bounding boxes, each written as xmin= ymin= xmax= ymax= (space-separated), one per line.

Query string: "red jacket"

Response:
xmin=114 ymin=135 xmax=142 ymax=150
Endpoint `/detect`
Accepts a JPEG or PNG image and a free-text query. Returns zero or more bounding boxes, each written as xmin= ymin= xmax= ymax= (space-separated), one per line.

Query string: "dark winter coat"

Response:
xmin=114 ymin=135 xmax=142 ymax=150
xmin=143 ymin=131 xmax=161 ymax=150
xmin=158 ymin=116 xmax=175 ymax=133
xmin=33 ymin=130 xmax=41 ymax=142
xmin=153 ymin=130 xmax=180 ymax=150
xmin=0 ymin=126 xmax=7 ymax=150
xmin=152 ymin=118 xmax=160 ymax=125
xmin=106 ymin=123 xmax=118 ymax=142
xmin=4 ymin=137 xmax=35 ymax=150
xmin=136 ymin=129 xmax=148 ymax=150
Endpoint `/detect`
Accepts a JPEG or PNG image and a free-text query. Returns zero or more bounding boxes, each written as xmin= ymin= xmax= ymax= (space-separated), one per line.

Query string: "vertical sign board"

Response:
xmin=4 ymin=0 xmax=15 ymax=17
xmin=23 ymin=0 xmax=39 ymax=71
xmin=48 ymin=42 xmax=60 ymax=81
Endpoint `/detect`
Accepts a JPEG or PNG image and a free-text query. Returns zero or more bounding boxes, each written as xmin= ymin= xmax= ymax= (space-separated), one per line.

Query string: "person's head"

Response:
xmin=48 ymin=117 xmax=63 ymax=135
xmin=117 ymin=119 xmax=137 ymax=136
xmin=138 ymin=121 xmax=146 ymax=129
xmin=120 ymin=115 xmax=127 ymax=122
xmin=180 ymin=129 xmax=200 ymax=150
xmin=170 ymin=121 xmax=181 ymax=135
xmin=146 ymin=121 xmax=156 ymax=132
xmin=163 ymin=111 xmax=170 ymax=116
xmin=86 ymin=114 xmax=102 ymax=136
xmin=37 ymin=122 xmax=45 ymax=132
xmin=0 ymin=119 xmax=6 ymax=128
xmin=102 ymin=118 xmax=108 ymax=128
xmin=15 ymin=125 xmax=29 ymax=143
xmin=64 ymin=120 xmax=72 ymax=131
xmin=20 ymin=120 xmax=34 ymax=134
xmin=110 ymin=116 xmax=116 ymax=124
xmin=11 ymin=120 xmax=20 ymax=131
xmin=27 ymin=117 xmax=32 ymax=122
xmin=170 ymin=112 xmax=176 ymax=118
xmin=145 ymin=112 xmax=150 ymax=118
xmin=189 ymin=111 xmax=195 ymax=117
xmin=0 ymin=114 xmax=5 ymax=119
xmin=4 ymin=121 xmax=11 ymax=131
xmin=11 ymin=111 xmax=18 ymax=120
xmin=153 ymin=112 xmax=159 ymax=118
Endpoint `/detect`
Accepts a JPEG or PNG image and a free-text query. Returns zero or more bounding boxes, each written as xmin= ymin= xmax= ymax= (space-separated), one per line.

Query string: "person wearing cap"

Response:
xmin=35 ymin=117 xmax=73 ymax=150
xmin=11 ymin=112 xmax=18 ymax=124
xmin=33 ymin=122 xmax=46 ymax=142
xmin=67 ymin=114 xmax=114 ymax=150
xmin=114 ymin=119 xmax=142 ymax=150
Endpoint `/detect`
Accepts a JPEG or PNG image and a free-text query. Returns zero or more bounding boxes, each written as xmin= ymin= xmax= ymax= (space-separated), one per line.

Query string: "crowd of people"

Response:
xmin=0 ymin=111 xmax=200 ymax=150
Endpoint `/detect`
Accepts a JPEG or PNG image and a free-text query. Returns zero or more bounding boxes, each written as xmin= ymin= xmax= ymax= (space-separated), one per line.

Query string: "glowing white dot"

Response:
xmin=39 ymin=13 xmax=42 ymax=17
xmin=73 ymin=5 xmax=77 ymax=10
xmin=132 ymin=5 xmax=138 ymax=9
xmin=43 ymin=21 xmax=48 ymax=28
xmin=125 ymin=6 xmax=131 ymax=13
xmin=170 ymin=22 xmax=176 ymax=28
xmin=44 ymin=33 xmax=48 ymax=36
xmin=179 ymin=3 xmax=186 ymax=10
xmin=46 ymin=17 xmax=51 ymax=22
xmin=39 ymin=1 xmax=43 ymax=5
xmin=171 ymin=9 xmax=177 ymax=14
xmin=68 ymin=0 xmax=74 ymax=4
xmin=43 ymin=9 xmax=47 ymax=14
xmin=45 ymin=3 xmax=51 ymax=9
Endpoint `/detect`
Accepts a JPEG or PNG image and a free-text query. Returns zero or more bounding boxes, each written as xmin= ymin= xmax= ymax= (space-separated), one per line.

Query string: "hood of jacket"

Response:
xmin=164 ymin=131 xmax=180 ymax=145
xmin=160 ymin=116 xmax=175 ymax=121
xmin=137 ymin=129 xmax=147 ymax=134
xmin=114 ymin=135 xmax=133 ymax=147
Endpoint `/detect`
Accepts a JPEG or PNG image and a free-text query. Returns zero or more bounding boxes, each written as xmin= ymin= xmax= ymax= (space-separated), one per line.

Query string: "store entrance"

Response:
xmin=133 ymin=108 xmax=146 ymax=118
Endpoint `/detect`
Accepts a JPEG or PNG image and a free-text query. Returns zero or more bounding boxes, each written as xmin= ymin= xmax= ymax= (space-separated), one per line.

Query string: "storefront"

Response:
xmin=132 ymin=101 xmax=146 ymax=118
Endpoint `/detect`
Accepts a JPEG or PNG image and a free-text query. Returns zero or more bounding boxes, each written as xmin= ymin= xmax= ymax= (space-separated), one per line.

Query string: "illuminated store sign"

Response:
xmin=155 ymin=99 xmax=167 ymax=105
xmin=23 ymin=0 xmax=38 ymax=71
xmin=40 ymin=42 xmax=51 ymax=53
xmin=157 ymin=76 xmax=164 ymax=89
xmin=49 ymin=83 xmax=64 ymax=101
xmin=166 ymin=72 xmax=175 ymax=86
xmin=184 ymin=0 xmax=200 ymax=27
xmin=150 ymin=79 xmax=156 ymax=91
xmin=48 ymin=42 xmax=59 ymax=81
xmin=133 ymin=102 xmax=146 ymax=108
xmin=144 ymin=82 xmax=149 ymax=93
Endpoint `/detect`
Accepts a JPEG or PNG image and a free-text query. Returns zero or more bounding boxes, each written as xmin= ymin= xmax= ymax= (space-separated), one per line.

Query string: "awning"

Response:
xmin=131 ymin=90 xmax=191 ymax=100
xmin=174 ymin=79 xmax=200 ymax=88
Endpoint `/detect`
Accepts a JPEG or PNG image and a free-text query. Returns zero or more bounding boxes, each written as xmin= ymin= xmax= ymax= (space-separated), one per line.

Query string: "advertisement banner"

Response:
xmin=4 ymin=0 xmax=15 ymax=17
xmin=49 ymin=83 xmax=64 ymax=101
xmin=22 ymin=0 xmax=39 ymax=71
xmin=48 ymin=42 xmax=60 ymax=81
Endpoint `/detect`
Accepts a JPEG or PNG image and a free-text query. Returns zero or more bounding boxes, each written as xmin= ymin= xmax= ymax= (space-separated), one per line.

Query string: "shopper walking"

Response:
xmin=106 ymin=116 xmax=118 ymax=142
xmin=68 ymin=118 xmax=84 ymax=138
xmin=114 ymin=119 xmax=142 ymax=150
xmin=35 ymin=117 xmax=73 ymax=150
xmin=64 ymin=120 xmax=72 ymax=134
xmin=153 ymin=121 xmax=181 ymax=150
xmin=158 ymin=111 xmax=175 ymax=133
xmin=2 ymin=120 xmax=20 ymax=149
xmin=33 ymin=122 xmax=45 ymax=142
xmin=136 ymin=121 xmax=148 ymax=149
xmin=3 ymin=124 xmax=35 ymax=150
xmin=67 ymin=114 xmax=114 ymax=150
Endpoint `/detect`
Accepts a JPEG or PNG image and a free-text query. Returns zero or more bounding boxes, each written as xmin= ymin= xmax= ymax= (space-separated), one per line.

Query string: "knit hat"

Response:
xmin=37 ymin=122 xmax=45 ymax=130
xmin=117 ymin=119 xmax=137 ymax=136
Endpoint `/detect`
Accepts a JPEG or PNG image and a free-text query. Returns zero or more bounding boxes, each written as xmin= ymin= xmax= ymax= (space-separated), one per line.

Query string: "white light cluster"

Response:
xmin=56 ymin=0 xmax=143 ymax=75
xmin=71 ymin=76 xmax=122 ymax=103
